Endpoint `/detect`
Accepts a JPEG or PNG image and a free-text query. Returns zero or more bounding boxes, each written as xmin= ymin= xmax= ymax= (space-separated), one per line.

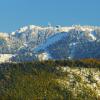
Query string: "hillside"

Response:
xmin=0 ymin=25 xmax=100 ymax=63
xmin=0 ymin=59 xmax=100 ymax=100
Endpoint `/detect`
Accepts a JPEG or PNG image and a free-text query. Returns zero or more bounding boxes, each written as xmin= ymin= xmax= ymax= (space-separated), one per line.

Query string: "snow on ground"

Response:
xmin=0 ymin=54 xmax=13 ymax=63
xmin=37 ymin=52 xmax=50 ymax=61
xmin=35 ymin=32 xmax=67 ymax=51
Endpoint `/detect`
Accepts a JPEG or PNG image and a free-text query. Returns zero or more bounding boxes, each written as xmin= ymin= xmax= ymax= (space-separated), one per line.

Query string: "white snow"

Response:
xmin=11 ymin=32 xmax=16 ymax=35
xmin=0 ymin=54 xmax=13 ymax=63
xmin=84 ymin=31 xmax=96 ymax=41
xmin=35 ymin=32 xmax=67 ymax=51
xmin=88 ymin=33 xmax=96 ymax=41
xmin=37 ymin=52 xmax=50 ymax=61
xmin=18 ymin=26 xmax=28 ymax=33
xmin=0 ymin=25 xmax=100 ymax=62
xmin=0 ymin=32 xmax=9 ymax=40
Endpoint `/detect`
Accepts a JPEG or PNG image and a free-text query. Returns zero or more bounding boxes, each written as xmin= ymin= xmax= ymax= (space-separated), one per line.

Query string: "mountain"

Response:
xmin=0 ymin=25 xmax=100 ymax=62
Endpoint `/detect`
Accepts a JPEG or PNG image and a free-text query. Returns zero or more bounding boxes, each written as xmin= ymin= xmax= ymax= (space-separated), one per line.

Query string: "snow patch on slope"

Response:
xmin=0 ymin=54 xmax=13 ymax=63
xmin=35 ymin=32 xmax=67 ymax=51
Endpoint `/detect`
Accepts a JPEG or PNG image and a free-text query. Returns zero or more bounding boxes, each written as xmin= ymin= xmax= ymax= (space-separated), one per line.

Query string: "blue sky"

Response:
xmin=0 ymin=0 xmax=100 ymax=32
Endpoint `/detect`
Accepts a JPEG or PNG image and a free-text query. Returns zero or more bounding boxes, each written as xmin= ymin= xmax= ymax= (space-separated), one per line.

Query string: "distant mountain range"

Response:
xmin=0 ymin=25 xmax=100 ymax=63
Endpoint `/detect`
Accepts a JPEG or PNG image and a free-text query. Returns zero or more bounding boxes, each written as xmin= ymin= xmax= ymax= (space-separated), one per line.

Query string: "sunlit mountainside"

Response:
xmin=0 ymin=25 xmax=100 ymax=100
xmin=0 ymin=25 xmax=100 ymax=63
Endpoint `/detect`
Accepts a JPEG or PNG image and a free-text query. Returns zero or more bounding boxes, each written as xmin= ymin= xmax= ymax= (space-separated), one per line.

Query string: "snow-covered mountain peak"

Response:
xmin=0 ymin=25 xmax=100 ymax=62
xmin=10 ymin=25 xmax=98 ymax=37
xmin=0 ymin=32 xmax=10 ymax=42
xmin=0 ymin=32 xmax=8 ymax=38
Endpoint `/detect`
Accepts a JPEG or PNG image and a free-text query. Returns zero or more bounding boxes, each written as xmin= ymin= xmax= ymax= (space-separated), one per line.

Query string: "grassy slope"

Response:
xmin=0 ymin=60 xmax=100 ymax=100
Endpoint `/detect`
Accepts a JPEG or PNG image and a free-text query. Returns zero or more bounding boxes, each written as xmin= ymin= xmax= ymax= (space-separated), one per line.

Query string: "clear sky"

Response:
xmin=0 ymin=0 xmax=100 ymax=32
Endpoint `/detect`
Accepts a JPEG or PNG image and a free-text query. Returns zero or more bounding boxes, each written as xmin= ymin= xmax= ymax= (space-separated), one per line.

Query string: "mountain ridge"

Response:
xmin=0 ymin=25 xmax=100 ymax=63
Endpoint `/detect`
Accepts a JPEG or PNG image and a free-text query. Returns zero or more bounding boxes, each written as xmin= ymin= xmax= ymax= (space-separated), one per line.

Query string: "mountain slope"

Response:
xmin=35 ymin=29 xmax=100 ymax=60
xmin=0 ymin=25 xmax=100 ymax=62
xmin=0 ymin=60 xmax=100 ymax=99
